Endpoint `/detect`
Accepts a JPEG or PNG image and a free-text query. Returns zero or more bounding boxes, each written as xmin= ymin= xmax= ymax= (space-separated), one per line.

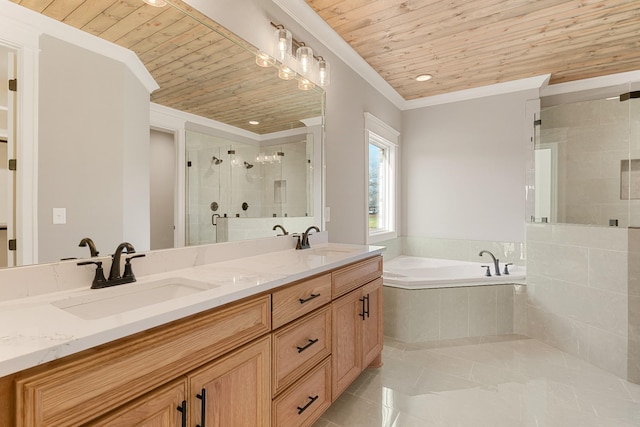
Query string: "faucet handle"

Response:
xmin=123 ymin=254 xmax=146 ymax=280
xmin=291 ymin=234 xmax=302 ymax=250
xmin=77 ymin=260 xmax=107 ymax=288
xmin=503 ymin=263 xmax=513 ymax=275
xmin=481 ymin=265 xmax=491 ymax=277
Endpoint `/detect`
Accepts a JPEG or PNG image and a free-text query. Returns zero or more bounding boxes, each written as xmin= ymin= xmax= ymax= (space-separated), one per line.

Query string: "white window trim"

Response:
xmin=364 ymin=113 xmax=399 ymax=244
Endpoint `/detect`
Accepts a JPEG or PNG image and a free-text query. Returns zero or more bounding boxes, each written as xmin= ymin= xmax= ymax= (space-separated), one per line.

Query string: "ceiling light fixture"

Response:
xmin=261 ymin=22 xmax=331 ymax=89
xmin=142 ymin=0 xmax=167 ymax=7
xmin=416 ymin=74 xmax=433 ymax=82
xmin=249 ymin=120 xmax=260 ymax=125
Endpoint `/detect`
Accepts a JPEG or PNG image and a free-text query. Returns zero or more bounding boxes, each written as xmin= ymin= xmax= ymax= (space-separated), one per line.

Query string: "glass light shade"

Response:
xmin=278 ymin=64 xmax=296 ymax=80
xmin=273 ymin=28 xmax=292 ymax=61
xmin=296 ymin=45 xmax=314 ymax=77
xmin=318 ymin=58 xmax=330 ymax=87
xmin=142 ymin=0 xmax=167 ymax=6
xmin=255 ymin=51 xmax=274 ymax=68
xmin=298 ymin=78 xmax=315 ymax=91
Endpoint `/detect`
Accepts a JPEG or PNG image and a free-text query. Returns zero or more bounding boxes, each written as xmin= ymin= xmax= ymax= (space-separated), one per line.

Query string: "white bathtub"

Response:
xmin=383 ymin=255 xmax=526 ymax=289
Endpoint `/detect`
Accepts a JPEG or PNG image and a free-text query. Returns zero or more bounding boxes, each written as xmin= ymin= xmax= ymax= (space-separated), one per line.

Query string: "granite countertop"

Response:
xmin=0 ymin=243 xmax=383 ymax=377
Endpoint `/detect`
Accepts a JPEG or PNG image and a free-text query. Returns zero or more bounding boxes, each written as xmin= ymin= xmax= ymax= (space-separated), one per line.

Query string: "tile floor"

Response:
xmin=313 ymin=335 xmax=640 ymax=426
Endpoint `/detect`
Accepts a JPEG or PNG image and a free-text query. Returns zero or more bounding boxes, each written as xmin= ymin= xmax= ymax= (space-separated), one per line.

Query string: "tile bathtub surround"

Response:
xmin=383 ymin=284 xmax=527 ymax=343
xmin=0 ymin=232 xmax=329 ymax=302
xmin=526 ymin=222 xmax=639 ymax=382
xmin=313 ymin=336 xmax=640 ymax=427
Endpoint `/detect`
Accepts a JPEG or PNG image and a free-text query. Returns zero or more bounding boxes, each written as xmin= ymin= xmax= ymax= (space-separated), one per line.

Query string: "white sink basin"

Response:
xmin=52 ymin=278 xmax=215 ymax=320
xmin=308 ymin=247 xmax=359 ymax=257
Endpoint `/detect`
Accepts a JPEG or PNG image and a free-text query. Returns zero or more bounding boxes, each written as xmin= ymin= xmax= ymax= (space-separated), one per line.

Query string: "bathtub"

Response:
xmin=382 ymin=256 xmax=527 ymax=342
xmin=383 ymin=255 xmax=526 ymax=289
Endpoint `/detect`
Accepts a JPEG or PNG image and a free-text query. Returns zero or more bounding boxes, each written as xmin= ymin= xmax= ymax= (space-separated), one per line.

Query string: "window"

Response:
xmin=365 ymin=113 xmax=399 ymax=243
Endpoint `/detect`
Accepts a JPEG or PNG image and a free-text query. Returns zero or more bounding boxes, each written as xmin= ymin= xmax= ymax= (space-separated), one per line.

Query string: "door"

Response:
xmin=361 ymin=278 xmax=383 ymax=368
xmin=189 ymin=336 xmax=270 ymax=427
xmin=1 ymin=47 xmax=17 ymax=267
xmin=90 ymin=379 xmax=187 ymax=426
xmin=150 ymin=129 xmax=176 ymax=250
xmin=331 ymin=288 xmax=362 ymax=400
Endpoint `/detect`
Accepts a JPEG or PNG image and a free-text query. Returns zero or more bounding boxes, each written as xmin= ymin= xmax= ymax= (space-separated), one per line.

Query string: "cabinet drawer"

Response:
xmin=272 ymin=273 xmax=331 ymax=329
xmin=332 ymin=256 xmax=382 ymax=298
xmin=15 ymin=295 xmax=271 ymax=427
xmin=273 ymin=306 xmax=331 ymax=396
xmin=272 ymin=357 xmax=331 ymax=427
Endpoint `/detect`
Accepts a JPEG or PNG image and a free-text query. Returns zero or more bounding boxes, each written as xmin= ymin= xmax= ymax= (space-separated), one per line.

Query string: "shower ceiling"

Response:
xmin=305 ymin=0 xmax=640 ymax=100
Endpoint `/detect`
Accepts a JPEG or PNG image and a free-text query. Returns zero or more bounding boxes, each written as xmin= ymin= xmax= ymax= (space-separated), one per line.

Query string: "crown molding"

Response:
xmin=540 ymin=70 xmax=640 ymax=97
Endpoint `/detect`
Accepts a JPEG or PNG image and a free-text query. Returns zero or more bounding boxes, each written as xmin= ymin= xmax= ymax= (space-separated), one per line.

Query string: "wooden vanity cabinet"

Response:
xmin=89 ymin=379 xmax=188 ymax=426
xmin=331 ymin=268 xmax=383 ymax=400
xmin=8 ymin=253 xmax=383 ymax=427
xmin=189 ymin=336 xmax=271 ymax=427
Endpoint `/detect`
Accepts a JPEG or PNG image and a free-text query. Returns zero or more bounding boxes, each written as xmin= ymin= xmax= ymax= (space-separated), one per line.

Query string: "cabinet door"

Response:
xmin=331 ymin=289 xmax=362 ymax=401
xmin=189 ymin=336 xmax=270 ymax=427
xmin=361 ymin=278 xmax=383 ymax=368
xmin=90 ymin=379 xmax=187 ymax=427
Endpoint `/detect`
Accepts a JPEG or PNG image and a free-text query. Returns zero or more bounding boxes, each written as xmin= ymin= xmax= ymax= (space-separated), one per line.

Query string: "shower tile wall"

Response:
xmin=526 ymin=223 xmax=637 ymax=381
xmin=540 ymin=97 xmax=640 ymax=227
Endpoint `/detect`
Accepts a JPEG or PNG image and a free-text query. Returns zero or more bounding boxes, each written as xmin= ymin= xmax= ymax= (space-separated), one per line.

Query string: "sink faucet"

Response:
xmin=77 ymin=242 xmax=145 ymax=289
xmin=79 ymin=237 xmax=99 ymax=257
xmin=109 ymin=242 xmax=136 ymax=281
xmin=299 ymin=226 xmax=320 ymax=249
xmin=272 ymin=224 xmax=288 ymax=235
xmin=479 ymin=250 xmax=501 ymax=276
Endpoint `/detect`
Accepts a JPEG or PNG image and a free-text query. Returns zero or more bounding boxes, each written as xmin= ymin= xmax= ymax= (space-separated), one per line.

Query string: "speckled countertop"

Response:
xmin=0 ymin=243 xmax=383 ymax=377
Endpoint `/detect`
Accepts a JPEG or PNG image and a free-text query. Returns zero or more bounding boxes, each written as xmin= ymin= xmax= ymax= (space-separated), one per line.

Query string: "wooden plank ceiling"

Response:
xmin=306 ymin=0 xmax=640 ymax=100
xmin=11 ymin=0 xmax=323 ymax=134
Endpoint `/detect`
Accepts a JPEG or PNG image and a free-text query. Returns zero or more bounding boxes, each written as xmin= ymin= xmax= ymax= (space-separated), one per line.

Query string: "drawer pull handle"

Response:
xmin=359 ymin=297 xmax=366 ymax=319
xmin=176 ymin=400 xmax=187 ymax=427
xmin=297 ymin=395 xmax=319 ymax=415
xmin=299 ymin=293 xmax=320 ymax=304
xmin=196 ymin=388 xmax=206 ymax=427
xmin=297 ymin=338 xmax=319 ymax=353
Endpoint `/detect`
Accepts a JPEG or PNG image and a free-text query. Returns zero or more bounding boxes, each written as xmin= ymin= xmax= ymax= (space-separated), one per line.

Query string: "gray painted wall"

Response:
xmin=402 ymin=90 xmax=539 ymax=244
xmin=38 ymin=35 xmax=150 ymax=263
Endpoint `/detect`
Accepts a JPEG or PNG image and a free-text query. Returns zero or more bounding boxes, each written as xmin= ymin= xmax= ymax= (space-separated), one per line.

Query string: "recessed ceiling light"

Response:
xmin=249 ymin=120 xmax=260 ymax=125
xmin=142 ymin=0 xmax=167 ymax=7
xmin=415 ymin=74 xmax=433 ymax=82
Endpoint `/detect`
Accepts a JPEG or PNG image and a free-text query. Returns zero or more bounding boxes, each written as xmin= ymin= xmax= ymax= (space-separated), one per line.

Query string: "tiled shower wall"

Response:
xmin=526 ymin=223 xmax=640 ymax=382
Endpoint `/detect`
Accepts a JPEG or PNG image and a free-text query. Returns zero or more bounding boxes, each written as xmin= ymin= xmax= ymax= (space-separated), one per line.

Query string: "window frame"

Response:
xmin=364 ymin=113 xmax=399 ymax=244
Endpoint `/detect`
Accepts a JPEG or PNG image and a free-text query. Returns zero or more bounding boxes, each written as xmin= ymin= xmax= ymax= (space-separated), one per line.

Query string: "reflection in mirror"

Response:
xmin=2 ymin=0 xmax=324 ymax=267
xmin=185 ymin=129 xmax=314 ymax=245
xmin=532 ymin=83 xmax=640 ymax=227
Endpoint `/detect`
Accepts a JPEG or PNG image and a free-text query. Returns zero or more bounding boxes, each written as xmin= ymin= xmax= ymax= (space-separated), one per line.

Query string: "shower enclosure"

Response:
xmin=185 ymin=130 xmax=314 ymax=245
xmin=530 ymin=81 xmax=640 ymax=227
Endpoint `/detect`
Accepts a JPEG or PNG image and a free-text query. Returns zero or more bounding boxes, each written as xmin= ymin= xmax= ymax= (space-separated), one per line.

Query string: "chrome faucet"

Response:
xmin=299 ymin=226 xmax=320 ymax=249
xmin=479 ymin=250 xmax=501 ymax=276
xmin=272 ymin=224 xmax=288 ymax=235
xmin=79 ymin=237 xmax=99 ymax=257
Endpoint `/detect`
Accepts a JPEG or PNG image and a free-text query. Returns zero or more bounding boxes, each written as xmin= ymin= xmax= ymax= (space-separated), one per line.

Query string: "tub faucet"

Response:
xmin=300 ymin=226 xmax=320 ymax=249
xmin=479 ymin=250 xmax=501 ymax=276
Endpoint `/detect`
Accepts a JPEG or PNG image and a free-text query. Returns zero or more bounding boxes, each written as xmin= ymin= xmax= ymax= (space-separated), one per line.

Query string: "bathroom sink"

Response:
xmin=308 ymin=247 xmax=359 ymax=257
xmin=52 ymin=278 xmax=215 ymax=320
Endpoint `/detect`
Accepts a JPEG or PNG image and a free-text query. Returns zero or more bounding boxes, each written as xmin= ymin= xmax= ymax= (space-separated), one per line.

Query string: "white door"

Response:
xmin=0 ymin=47 xmax=17 ymax=267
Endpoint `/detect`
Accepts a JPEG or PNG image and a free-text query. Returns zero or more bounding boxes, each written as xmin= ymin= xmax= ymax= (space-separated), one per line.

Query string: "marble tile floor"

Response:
xmin=312 ymin=335 xmax=640 ymax=427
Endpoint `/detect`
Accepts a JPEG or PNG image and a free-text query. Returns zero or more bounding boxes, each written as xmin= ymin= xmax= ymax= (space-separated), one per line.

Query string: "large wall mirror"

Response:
xmin=529 ymin=81 xmax=640 ymax=227
xmin=0 ymin=0 xmax=324 ymax=267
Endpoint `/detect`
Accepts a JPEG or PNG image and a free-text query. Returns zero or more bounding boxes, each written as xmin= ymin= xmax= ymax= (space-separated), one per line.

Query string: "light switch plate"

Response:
xmin=53 ymin=208 xmax=66 ymax=225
